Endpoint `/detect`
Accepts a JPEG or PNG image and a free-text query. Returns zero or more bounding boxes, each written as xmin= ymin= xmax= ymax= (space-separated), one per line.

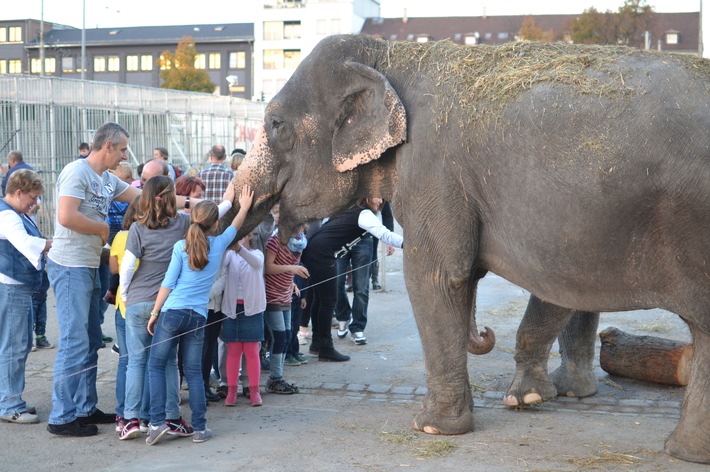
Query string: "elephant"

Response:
xmin=223 ymin=34 xmax=710 ymax=463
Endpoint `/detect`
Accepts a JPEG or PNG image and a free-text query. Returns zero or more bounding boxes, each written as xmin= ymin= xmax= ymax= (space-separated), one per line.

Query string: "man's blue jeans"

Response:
xmin=124 ymin=302 xmax=178 ymax=421
xmin=336 ymin=236 xmax=373 ymax=333
xmin=149 ymin=309 xmax=207 ymax=431
xmin=47 ymin=260 xmax=103 ymax=425
xmin=0 ymin=282 xmax=34 ymax=416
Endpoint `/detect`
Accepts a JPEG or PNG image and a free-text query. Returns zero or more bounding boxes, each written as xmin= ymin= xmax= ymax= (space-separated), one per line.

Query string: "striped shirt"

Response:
xmin=264 ymin=234 xmax=302 ymax=307
xmin=198 ymin=162 xmax=234 ymax=202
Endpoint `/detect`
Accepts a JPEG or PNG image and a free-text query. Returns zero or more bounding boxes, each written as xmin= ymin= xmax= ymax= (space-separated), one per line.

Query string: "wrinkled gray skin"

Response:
xmin=222 ymin=34 xmax=710 ymax=463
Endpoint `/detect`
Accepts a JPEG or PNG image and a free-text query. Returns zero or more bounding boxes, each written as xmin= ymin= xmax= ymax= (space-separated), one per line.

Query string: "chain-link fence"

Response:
xmin=0 ymin=74 xmax=265 ymax=236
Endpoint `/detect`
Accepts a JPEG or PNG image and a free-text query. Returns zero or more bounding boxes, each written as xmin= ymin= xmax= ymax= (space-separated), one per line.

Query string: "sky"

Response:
xmin=0 ymin=0 xmax=703 ymax=29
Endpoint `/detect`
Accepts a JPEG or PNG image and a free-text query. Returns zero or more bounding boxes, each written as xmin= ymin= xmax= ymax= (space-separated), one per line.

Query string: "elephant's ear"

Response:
xmin=332 ymin=61 xmax=406 ymax=173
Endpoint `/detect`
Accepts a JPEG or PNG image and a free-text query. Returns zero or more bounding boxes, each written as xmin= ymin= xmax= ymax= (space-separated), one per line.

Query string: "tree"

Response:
xmin=570 ymin=7 xmax=614 ymax=44
xmin=570 ymin=0 xmax=656 ymax=47
xmin=615 ymin=0 xmax=656 ymax=48
xmin=518 ymin=16 xmax=554 ymax=41
xmin=158 ymin=36 xmax=216 ymax=93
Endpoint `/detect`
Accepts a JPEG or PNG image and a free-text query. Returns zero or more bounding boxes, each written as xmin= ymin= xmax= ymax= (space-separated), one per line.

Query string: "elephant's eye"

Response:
xmin=270 ymin=117 xmax=284 ymax=130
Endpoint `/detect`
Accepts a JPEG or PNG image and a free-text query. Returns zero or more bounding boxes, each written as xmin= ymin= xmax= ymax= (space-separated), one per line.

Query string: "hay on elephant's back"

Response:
xmin=372 ymin=40 xmax=654 ymax=127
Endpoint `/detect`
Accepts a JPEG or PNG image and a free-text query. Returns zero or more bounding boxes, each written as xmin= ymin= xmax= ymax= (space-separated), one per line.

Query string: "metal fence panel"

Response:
xmin=0 ymin=74 xmax=265 ymax=236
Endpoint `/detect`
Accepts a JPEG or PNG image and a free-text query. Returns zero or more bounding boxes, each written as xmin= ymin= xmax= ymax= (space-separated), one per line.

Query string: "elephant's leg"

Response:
xmin=665 ymin=326 xmax=710 ymax=463
xmin=406 ymin=255 xmax=477 ymax=435
xmin=550 ymin=311 xmax=599 ymax=398
xmin=504 ymin=296 xmax=574 ymax=407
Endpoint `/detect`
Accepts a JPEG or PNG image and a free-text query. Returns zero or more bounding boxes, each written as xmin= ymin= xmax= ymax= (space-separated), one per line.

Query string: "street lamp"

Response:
xmin=81 ymin=0 xmax=86 ymax=80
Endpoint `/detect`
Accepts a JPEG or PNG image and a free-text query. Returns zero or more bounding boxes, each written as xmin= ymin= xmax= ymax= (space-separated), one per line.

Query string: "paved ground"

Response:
xmin=2 ymin=248 xmax=707 ymax=471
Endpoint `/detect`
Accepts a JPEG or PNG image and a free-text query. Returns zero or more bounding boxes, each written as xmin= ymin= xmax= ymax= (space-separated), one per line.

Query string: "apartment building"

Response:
xmin=1 ymin=19 xmax=254 ymax=98
xmin=254 ymin=0 xmax=380 ymax=101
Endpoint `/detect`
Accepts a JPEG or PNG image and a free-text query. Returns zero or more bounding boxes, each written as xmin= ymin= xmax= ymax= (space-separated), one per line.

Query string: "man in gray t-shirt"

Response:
xmin=46 ymin=122 xmax=142 ymax=437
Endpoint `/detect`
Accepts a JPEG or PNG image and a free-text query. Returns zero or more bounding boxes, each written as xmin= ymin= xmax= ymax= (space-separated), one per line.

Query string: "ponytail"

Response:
xmin=185 ymin=200 xmax=219 ymax=271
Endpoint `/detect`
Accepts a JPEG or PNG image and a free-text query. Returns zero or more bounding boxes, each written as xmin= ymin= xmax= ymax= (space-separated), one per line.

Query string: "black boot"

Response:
xmin=371 ymin=261 xmax=381 ymax=290
xmin=318 ymin=347 xmax=350 ymax=362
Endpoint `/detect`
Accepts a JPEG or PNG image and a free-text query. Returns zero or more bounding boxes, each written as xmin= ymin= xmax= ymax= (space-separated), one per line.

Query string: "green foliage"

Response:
xmin=571 ymin=0 xmax=656 ymax=47
xmin=159 ymin=36 xmax=216 ymax=93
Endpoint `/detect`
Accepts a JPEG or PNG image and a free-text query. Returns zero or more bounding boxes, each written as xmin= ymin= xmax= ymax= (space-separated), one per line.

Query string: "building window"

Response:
xmin=0 ymin=60 xmax=6 ymax=74
xmin=330 ymin=19 xmax=341 ymax=35
xmin=264 ymin=21 xmax=283 ymax=40
xmin=0 ymin=28 xmax=6 ymax=43
xmin=264 ymin=21 xmax=301 ymax=40
xmin=194 ymin=53 xmax=206 ymax=69
xmin=8 ymin=60 xmax=22 ymax=74
xmin=229 ymin=51 xmax=246 ymax=69
xmin=31 ymin=58 xmax=55 ymax=74
xmin=8 ymin=27 xmax=22 ymax=42
xmin=94 ymin=56 xmax=106 ymax=72
xmin=666 ymin=32 xmax=679 ymax=45
xmin=283 ymin=50 xmax=301 ymax=69
xmin=108 ymin=56 xmax=120 ymax=72
xmin=284 ymin=21 xmax=301 ymax=40
xmin=208 ymin=53 xmax=221 ymax=70
xmin=497 ymin=32 xmax=509 ymax=40
xmin=159 ymin=54 xmax=171 ymax=70
xmin=141 ymin=55 xmax=153 ymax=71
xmin=62 ymin=56 xmax=74 ymax=73
xmin=316 ymin=19 xmax=327 ymax=35
xmin=127 ymin=55 xmax=138 ymax=71
xmin=416 ymin=36 xmax=430 ymax=43
xmin=263 ymin=49 xmax=283 ymax=70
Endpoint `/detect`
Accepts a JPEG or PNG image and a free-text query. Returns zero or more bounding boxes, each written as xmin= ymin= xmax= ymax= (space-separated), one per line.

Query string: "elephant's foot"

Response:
xmin=550 ymin=362 xmax=598 ymax=398
xmin=412 ymin=397 xmax=473 ymax=435
xmin=503 ymin=367 xmax=557 ymax=407
xmin=665 ymin=422 xmax=710 ymax=464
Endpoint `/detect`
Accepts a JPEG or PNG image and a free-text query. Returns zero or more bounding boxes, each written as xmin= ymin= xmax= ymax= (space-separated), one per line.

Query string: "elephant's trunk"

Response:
xmin=467 ymin=317 xmax=495 ymax=355
xmin=219 ymin=125 xmax=280 ymax=239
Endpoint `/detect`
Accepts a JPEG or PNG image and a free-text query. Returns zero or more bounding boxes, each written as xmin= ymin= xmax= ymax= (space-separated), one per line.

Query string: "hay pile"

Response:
xmin=362 ymin=39 xmax=703 ymax=129
xmin=371 ymin=40 xmax=643 ymax=126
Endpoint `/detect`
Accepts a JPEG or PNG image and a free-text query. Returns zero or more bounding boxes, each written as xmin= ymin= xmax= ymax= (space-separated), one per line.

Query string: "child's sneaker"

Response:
xmin=192 ymin=428 xmax=213 ymax=443
xmin=139 ymin=418 xmax=149 ymax=433
xmin=35 ymin=335 xmax=54 ymax=349
xmin=166 ymin=417 xmax=194 ymax=437
xmin=294 ymin=353 xmax=308 ymax=364
xmin=145 ymin=423 xmax=169 ymax=446
xmin=115 ymin=415 xmax=126 ymax=433
xmin=103 ymin=290 xmax=116 ymax=305
xmin=266 ymin=378 xmax=298 ymax=394
xmin=118 ymin=418 xmax=141 ymax=440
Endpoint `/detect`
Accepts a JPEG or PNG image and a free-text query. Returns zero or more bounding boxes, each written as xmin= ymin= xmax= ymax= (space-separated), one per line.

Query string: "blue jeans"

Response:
xmin=47 ymin=260 xmax=103 ymax=425
xmin=31 ymin=271 xmax=49 ymax=337
xmin=149 ymin=309 xmax=207 ymax=431
xmin=0 ymin=282 xmax=34 ymax=416
xmin=124 ymin=302 xmax=177 ymax=421
xmin=264 ymin=309 xmax=291 ymax=380
xmin=336 ymin=236 xmax=373 ymax=333
xmin=114 ymin=309 xmax=127 ymax=418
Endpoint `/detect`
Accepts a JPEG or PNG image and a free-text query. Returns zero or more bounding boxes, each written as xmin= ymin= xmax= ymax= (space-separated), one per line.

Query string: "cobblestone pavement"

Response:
xmin=5 ymin=247 xmax=706 ymax=471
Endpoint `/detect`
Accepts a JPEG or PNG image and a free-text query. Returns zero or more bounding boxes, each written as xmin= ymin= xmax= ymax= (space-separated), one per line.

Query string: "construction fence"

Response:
xmin=0 ymin=74 xmax=266 ymax=236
